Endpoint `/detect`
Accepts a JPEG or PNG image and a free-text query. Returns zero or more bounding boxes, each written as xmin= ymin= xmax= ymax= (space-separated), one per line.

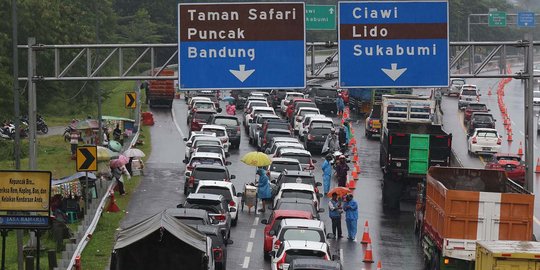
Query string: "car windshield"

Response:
xmin=476 ymin=131 xmax=498 ymax=138
xmin=176 ymin=217 xmax=206 ymax=226
xmin=280 ymin=228 xmax=323 ymax=242
xmin=195 ymin=146 xmax=221 ymax=155
xmin=468 ymin=104 xmax=487 ymax=110
xmin=300 ymin=110 xmax=319 ymax=116
xmin=285 ymin=249 xmax=326 ymax=264
xmin=462 ymin=90 xmax=477 ymax=96
xmin=310 ymin=128 xmax=332 ymax=136
xmin=287 ymin=94 xmax=304 ymax=100
xmin=280 ymin=176 xmax=315 ymax=186
xmin=534 ymin=92 xmax=540 ymax=98
xmin=276 ymin=145 xmax=303 ymax=153
xmin=497 ymin=156 xmax=521 ymax=162
xmin=197 ymin=186 xmax=232 ymax=201
xmin=268 ymin=131 xmax=291 ymax=138
xmin=267 ymin=122 xmax=290 ymax=129
xmin=203 ymin=128 xmax=226 ymax=137
xmin=453 ymin=79 xmax=466 ymax=85
xmin=282 ymin=154 xmax=310 ymax=164
xmin=281 ymin=190 xmax=313 ymax=200
xmin=194 ymin=140 xmax=220 ymax=147
xmin=192 ymin=168 xmax=228 ymax=180
xmin=473 ymin=115 xmax=493 ymax=122
xmin=191 ymin=158 xmax=223 ymax=166
xmin=194 ymin=113 xmax=213 ymax=122
xmin=214 ymin=118 xmax=238 ymax=126
xmin=194 ymin=102 xmax=214 ymax=109
xmin=249 ymin=102 xmax=268 ymax=108
xmin=270 ymin=162 xmax=300 ymax=172
xmin=315 ymin=89 xmax=338 ymax=98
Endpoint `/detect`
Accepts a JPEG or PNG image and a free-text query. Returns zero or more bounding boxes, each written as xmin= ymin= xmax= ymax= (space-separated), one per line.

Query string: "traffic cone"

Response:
xmin=355 ymin=163 xmax=361 ymax=174
xmin=347 ymin=178 xmax=356 ymax=190
xmin=349 ymin=137 xmax=357 ymax=146
xmin=507 ymin=132 xmax=513 ymax=142
xmin=352 ymin=145 xmax=358 ymax=154
xmin=535 ymin=158 xmax=540 ymax=173
xmin=360 ymin=220 xmax=372 ymax=244
xmin=353 ymin=154 xmax=359 ymax=162
xmin=352 ymin=169 xmax=359 ymax=181
xmin=377 ymin=261 xmax=382 ymax=270
xmin=363 ymin=243 xmax=374 ymax=263
xmin=107 ymin=191 xmax=120 ymax=212
xmin=488 ymin=87 xmax=492 ymax=96
xmin=518 ymin=142 xmax=524 ymax=156
xmin=503 ymin=117 xmax=509 ymax=126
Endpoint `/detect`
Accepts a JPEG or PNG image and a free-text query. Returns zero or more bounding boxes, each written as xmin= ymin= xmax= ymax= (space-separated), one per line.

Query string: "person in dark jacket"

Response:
xmin=334 ymin=155 xmax=349 ymax=187
xmin=328 ymin=192 xmax=343 ymax=239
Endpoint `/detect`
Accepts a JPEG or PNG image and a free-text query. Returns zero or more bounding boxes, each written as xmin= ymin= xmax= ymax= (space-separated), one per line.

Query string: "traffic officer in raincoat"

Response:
xmin=256 ymin=168 xmax=272 ymax=213
xmin=343 ymin=194 xmax=359 ymax=241
xmin=321 ymin=155 xmax=333 ymax=194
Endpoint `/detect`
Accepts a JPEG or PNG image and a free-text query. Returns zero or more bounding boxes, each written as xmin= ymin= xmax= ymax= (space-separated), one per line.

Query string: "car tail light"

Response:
xmin=221 ymin=138 xmax=227 ymax=143
xmin=368 ymin=119 xmax=373 ymax=126
xmin=314 ymin=187 xmax=319 ymax=193
xmin=324 ymin=254 xmax=329 ymax=260
xmin=472 ymin=137 xmax=477 ymax=144
xmin=307 ymin=135 xmax=315 ymax=141
xmin=214 ymin=214 xmax=226 ymax=221
xmin=188 ymin=176 xmax=195 ymax=187
xmin=497 ymin=137 xmax=502 ymax=145
xmin=213 ymin=248 xmax=223 ymax=261
xmin=237 ymin=126 xmax=241 ymax=132
xmin=229 ymin=201 xmax=235 ymax=207
xmin=273 ymin=240 xmax=282 ymax=250
xmin=277 ymin=252 xmax=286 ymax=269
xmin=389 ymin=135 xmax=393 ymax=145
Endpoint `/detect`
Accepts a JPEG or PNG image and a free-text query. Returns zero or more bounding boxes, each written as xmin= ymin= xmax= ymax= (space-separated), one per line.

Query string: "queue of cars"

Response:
xmin=181 ymin=89 xmax=343 ymax=270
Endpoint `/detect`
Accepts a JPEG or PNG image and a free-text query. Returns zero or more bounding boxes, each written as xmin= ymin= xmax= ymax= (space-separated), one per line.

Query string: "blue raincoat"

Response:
xmin=336 ymin=97 xmax=345 ymax=112
xmin=343 ymin=198 xmax=359 ymax=239
xmin=322 ymin=160 xmax=332 ymax=194
xmin=257 ymin=169 xmax=272 ymax=200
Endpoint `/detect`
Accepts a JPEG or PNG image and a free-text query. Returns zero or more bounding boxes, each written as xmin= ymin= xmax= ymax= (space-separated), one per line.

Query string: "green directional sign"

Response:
xmin=488 ymin=11 xmax=507 ymax=27
xmin=306 ymin=5 xmax=336 ymax=30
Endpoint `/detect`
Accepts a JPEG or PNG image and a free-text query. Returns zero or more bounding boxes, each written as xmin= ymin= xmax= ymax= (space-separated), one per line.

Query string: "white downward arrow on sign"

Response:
xmin=229 ymin=65 xmax=255 ymax=82
xmin=381 ymin=63 xmax=407 ymax=81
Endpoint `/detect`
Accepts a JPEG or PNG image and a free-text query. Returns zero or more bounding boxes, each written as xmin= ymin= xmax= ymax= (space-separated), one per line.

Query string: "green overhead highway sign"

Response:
xmin=488 ymin=11 xmax=507 ymax=27
xmin=306 ymin=5 xmax=336 ymax=30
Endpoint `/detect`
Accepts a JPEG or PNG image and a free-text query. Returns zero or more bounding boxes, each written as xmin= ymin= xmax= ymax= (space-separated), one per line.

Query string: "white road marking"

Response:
xmin=246 ymin=242 xmax=253 ymax=253
xmin=242 ymin=257 xmax=250 ymax=268
xmin=519 ymin=131 xmax=525 ymax=136
xmin=170 ymin=106 xmax=185 ymax=139
xmin=253 ymin=217 xmax=259 ymax=226
xmin=535 ymin=216 xmax=540 ymax=226
xmin=340 ymin=248 xmax=344 ymax=264
xmin=250 ymin=229 xmax=256 ymax=238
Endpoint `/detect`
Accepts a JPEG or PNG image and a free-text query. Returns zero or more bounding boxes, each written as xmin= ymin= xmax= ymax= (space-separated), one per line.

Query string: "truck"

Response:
xmin=415 ymin=167 xmax=534 ymax=270
xmin=476 ymin=241 xmax=540 ymax=270
xmin=148 ymin=68 xmax=175 ymax=108
xmin=348 ymin=88 xmax=413 ymax=115
xmin=381 ymin=94 xmax=434 ymax=128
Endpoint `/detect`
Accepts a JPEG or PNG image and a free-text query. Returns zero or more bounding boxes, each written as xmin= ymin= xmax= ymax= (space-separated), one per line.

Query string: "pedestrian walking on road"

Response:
xmin=112 ymin=165 xmax=130 ymax=196
xmin=322 ymin=128 xmax=340 ymax=154
xmin=226 ymin=102 xmax=236 ymax=115
xmin=322 ymin=155 xmax=333 ymax=194
xmin=335 ymin=155 xmax=349 ymax=187
xmin=336 ymin=95 xmax=345 ymax=116
xmin=256 ymin=168 xmax=272 ymax=213
xmin=69 ymin=130 xmax=80 ymax=157
xmin=434 ymin=88 xmax=443 ymax=115
xmin=343 ymin=194 xmax=358 ymax=241
xmin=328 ymin=192 xmax=343 ymax=239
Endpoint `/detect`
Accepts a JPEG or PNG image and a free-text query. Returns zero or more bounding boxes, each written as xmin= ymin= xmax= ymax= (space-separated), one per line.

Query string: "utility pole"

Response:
xmin=27 ymin=37 xmax=37 ymax=170
xmin=525 ymin=32 xmax=535 ymax=192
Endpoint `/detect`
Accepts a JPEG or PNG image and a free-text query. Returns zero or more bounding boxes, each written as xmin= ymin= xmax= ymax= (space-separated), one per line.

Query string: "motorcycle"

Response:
xmin=329 ymin=150 xmax=350 ymax=168
xmin=21 ymin=115 xmax=48 ymax=134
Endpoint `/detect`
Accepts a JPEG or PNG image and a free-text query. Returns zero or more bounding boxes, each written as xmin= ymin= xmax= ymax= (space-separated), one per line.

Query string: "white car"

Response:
xmin=534 ymin=91 xmax=540 ymax=106
xmin=188 ymin=97 xmax=211 ymax=109
xmin=201 ymin=125 xmax=230 ymax=153
xmin=276 ymin=148 xmax=316 ymax=171
xmin=265 ymin=142 xmax=305 ymax=155
xmin=273 ymin=183 xmax=320 ymax=210
xmin=267 ymin=158 xmax=303 ymax=181
xmin=249 ymin=114 xmax=280 ymax=146
xmin=270 ymin=219 xmax=330 ymax=258
xmin=293 ymin=107 xmax=321 ymax=133
xmin=187 ymin=136 xmax=224 ymax=161
xmin=468 ymin=128 xmax=502 ymax=155
xmin=183 ymin=132 xmax=216 ymax=160
xmin=184 ymin=152 xmax=229 ymax=177
xmin=191 ymin=100 xmax=216 ymax=111
xmin=265 ymin=137 xmax=301 ymax=155
xmin=195 ymin=180 xmax=242 ymax=226
xmin=298 ymin=115 xmax=333 ymax=141
xmin=271 ymin=240 xmax=333 ymax=270
xmin=280 ymin=92 xmax=305 ymax=114
xmin=245 ymin=106 xmax=276 ymax=130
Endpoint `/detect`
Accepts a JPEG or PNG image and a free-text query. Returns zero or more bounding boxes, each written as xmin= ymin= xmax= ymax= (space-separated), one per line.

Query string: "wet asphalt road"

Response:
xmin=120 ymin=97 xmax=425 ymax=269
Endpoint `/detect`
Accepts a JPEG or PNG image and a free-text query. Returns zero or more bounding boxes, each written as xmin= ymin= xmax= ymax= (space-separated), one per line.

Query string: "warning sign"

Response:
xmin=0 ymin=171 xmax=51 ymax=212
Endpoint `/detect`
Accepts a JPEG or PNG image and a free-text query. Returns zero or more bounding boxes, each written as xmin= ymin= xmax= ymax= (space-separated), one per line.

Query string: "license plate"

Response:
xmin=482 ymin=147 xmax=491 ymax=151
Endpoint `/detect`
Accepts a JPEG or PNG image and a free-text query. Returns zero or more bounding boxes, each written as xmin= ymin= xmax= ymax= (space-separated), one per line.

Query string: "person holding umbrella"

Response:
xmin=255 ymin=168 xmax=272 ymax=213
xmin=111 ymin=155 xmax=131 ymax=196
xmin=328 ymin=192 xmax=343 ymax=239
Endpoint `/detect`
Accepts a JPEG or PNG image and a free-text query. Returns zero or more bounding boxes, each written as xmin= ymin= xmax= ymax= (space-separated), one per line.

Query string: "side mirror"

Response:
xmin=270 ymin=251 xmax=276 ymax=257
xmin=237 ymin=192 xmax=243 ymax=197
xmin=186 ymin=142 xmax=192 ymax=147
xmin=183 ymin=138 xmax=188 ymax=142
xmin=225 ymin=153 xmax=230 ymax=158
xmin=260 ymin=219 xmax=268 ymax=225
xmin=316 ymin=182 xmax=322 ymax=187
xmin=185 ymin=172 xmax=191 ymax=177
xmin=183 ymin=159 xmax=188 ymax=164
xmin=177 ymin=204 xmax=184 ymax=208
xmin=326 ymin=233 xmax=335 ymax=239
xmin=225 ymin=161 xmax=232 ymax=166
xmin=318 ymin=193 xmax=323 ymax=198
xmin=229 ymin=208 xmax=237 ymax=213
xmin=217 ymin=108 xmax=223 ymax=113
xmin=230 ymin=175 xmax=236 ymax=179
xmin=226 ymin=239 xmax=234 ymax=245
xmin=318 ymin=208 xmax=325 ymax=213
xmin=312 ymin=160 xmax=317 ymax=164
xmin=269 ymin=230 xmax=276 ymax=236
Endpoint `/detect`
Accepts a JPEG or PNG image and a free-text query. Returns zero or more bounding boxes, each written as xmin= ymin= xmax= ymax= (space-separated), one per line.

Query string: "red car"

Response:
xmin=260 ymin=209 xmax=313 ymax=260
xmin=484 ymin=153 xmax=525 ymax=184
xmin=189 ymin=109 xmax=217 ymax=133
xmin=464 ymin=103 xmax=489 ymax=123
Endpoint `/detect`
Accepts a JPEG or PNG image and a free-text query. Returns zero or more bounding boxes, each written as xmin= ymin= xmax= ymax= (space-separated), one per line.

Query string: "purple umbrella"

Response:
xmin=110 ymin=155 xmax=129 ymax=168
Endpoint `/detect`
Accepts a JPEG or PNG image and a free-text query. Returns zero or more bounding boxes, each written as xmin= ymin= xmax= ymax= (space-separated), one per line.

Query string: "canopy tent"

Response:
xmin=111 ymin=211 xmax=210 ymax=270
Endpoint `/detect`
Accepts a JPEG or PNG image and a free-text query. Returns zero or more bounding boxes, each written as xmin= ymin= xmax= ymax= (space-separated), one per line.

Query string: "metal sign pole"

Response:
xmin=85 ymin=172 xmax=89 ymax=215
xmin=35 ymin=230 xmax=40 ymax=270
xmin=525 ymin=32 xmax=535 ymax=192
xmin=1 ymin=230 xmax=7 ymax=270
xmin=27 ymin=37 xmax=37 ymax=170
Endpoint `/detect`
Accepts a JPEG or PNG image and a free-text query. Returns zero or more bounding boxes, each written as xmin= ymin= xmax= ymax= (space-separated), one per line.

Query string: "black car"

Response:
xmin=196 ymin=225 xmax=233 ymax=270
xmin=259 ymin=128 xmax=294 ymax=151
xmin=230 ymin=90 xmax=250 ymax=109
xmin=209 ymin=115 xmax=241 ymax=149
xmin=309 ymin=87 xmax=338 ymax=113
xmin=269 ymin=89 xmax=289 ymax=108
xmin=271 ymin=197 xmax=324 ymax=219
xmin=468 ymin=112 xmax=496 ymax=135
xmin=184 ymin=165 xmax=236 ymax=195
xmin=181 ymin=193 xmax=233 ymax=240
xmin=303 ymin=125 xmax=332 ymax=153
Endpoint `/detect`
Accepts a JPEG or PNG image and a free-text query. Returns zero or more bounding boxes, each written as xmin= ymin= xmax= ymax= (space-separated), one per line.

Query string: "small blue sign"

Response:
xmin=338 ymin=1 xmax=449 ymax=88
xmin=178 ymin=3 xmax=306 ymax=90
xmin=518 ymin=12 xmax=535 ymax=28
xmin=0 ymin=215 xmax=50 ymax=229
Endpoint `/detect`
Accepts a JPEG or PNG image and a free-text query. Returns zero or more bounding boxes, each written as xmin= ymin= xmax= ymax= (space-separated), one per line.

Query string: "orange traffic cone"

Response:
xmin=503 ymin=117 xmax=509 ymax=126
xmin=107 ymin=191 xmax=120 ymax=212
xmin=507 ymin=132 xmax=513 ymax=142
xmin=349 ymin=137 xmax=357 ymax=146
xmin=347 ymin=178 xmax=356 ymax=190
xmin=361 ymin=220 xmax=372 ymax=244
xmin=518 ymin=142 xmax=524 ymax=156
xmin=353 ymin=154 xmax=359 ymax=162
xmin=377 ymin=261 xmax=382 ymax=270
xmin=355 ymin=163 xmax=361 ymax=174
xmin=352 ymin=145 xmax=358 ymax=154
xmin=535 ymin=158 xmax=540 ymax=173
xmin=352 ymin=169 xmax=359 ymax=181
xmin=363 ymin=243 xmax=374 ymax=263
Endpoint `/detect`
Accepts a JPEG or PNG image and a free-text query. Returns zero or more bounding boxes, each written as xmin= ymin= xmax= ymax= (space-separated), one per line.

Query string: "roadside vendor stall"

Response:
xmin=51 ymin=172 xmax=99 ymax=221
